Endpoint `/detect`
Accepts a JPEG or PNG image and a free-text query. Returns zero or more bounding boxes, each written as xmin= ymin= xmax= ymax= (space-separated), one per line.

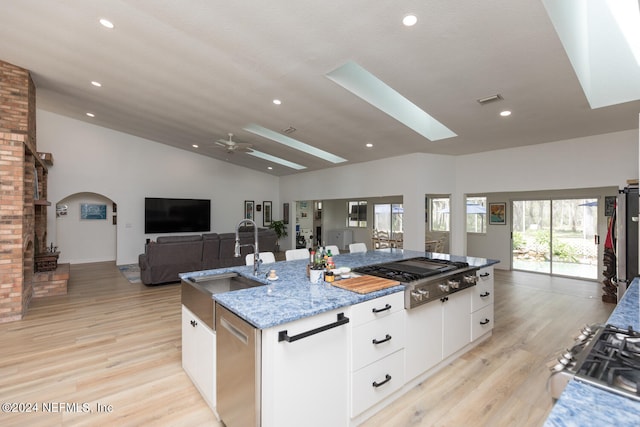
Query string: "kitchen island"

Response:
xmin=180 ymin=248 xmax=498 ymax=427
xmin=544 ymin=278 xmax=640 ymax=426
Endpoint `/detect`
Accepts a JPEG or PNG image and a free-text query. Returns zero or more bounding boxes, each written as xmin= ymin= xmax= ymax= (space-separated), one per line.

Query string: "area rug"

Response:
xmin=118 ymin=264 xmax=141 ymax=284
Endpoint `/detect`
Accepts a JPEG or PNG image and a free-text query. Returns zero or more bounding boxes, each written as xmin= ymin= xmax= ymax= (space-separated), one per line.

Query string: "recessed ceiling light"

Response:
xmin=99 ymin=18 xmax=114 ymax=29
xmin=403 ymin=14 xmax=417 ymax=26
xmin=267 ymin=166 xmax=273 ymax=170
xmin=366 ymin=143 xmax=373 ymax=148
xmin=192 ymin=144 xmax=199 ymax=148
xmin=500 ymin=110 xmax=512 ymax=117
xmin=86 ymin=112 xmax=95 ymax=117
xmin=91 ymin=81 xmax=102 ymax=87
xmin=272 ymin=99 xmax=282 ymax=105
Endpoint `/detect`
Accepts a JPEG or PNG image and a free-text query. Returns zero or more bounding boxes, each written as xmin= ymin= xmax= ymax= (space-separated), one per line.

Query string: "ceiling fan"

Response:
xmin=214 ymin=133 xmax=253 ymax=154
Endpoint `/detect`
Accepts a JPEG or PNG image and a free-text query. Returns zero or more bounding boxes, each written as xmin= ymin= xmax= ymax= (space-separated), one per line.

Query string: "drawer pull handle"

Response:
xmin=372 ymin=374 xmax=392 ymax=388
xmin=480 ymin=318 xmax=490 ymax=325
xmin=372 ymin=334 xmax=392 ymax=345
xmin=480 ymin=272 xmax=490 ymax=278
xmin=190 ymin=320 xmax=197 ymax=327
xmin=480 ymin=292 xmax=491 ymax=298
xmin=278 ymin=313 xmax=349 ymax=343
xmin=372 ymin=304 xmax=391 ymax=314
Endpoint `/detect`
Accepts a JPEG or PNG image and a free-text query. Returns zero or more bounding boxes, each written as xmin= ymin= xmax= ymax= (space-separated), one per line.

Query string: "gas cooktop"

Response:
xmin=351 ymin=257 xmax=470 ymax=283
xmin=574 ymin=324 xmax=640 ymax=401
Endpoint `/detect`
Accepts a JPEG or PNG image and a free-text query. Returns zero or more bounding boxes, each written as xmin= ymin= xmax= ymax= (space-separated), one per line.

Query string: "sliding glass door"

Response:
xmin=512 ymin=200 xmax=551 ymax=274
xmin=512 ymin=198 xmax=597 ymax=279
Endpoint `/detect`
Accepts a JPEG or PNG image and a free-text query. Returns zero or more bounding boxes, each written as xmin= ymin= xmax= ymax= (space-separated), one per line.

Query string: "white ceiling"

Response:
xmin=1 ymin=0 xmax=639 ymax=176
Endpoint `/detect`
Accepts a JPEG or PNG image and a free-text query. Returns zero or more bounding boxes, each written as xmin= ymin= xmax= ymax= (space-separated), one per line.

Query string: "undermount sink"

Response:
xmin=188 ymin=272 xmax=264 ymax=293
xmin=181 ymin=272 xmax=263 ymax=330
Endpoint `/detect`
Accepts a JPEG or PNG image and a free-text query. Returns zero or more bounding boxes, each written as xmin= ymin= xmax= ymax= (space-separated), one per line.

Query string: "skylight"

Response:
xmin=326 ymin=61 xmax=457 ymax=142
xmin=244 ymin=124 xmax=347 ymax=164
xmin=542 ymin=0 xmax=640 ymax=108
xmin=246 ymin=149 xmax=307 ymax=170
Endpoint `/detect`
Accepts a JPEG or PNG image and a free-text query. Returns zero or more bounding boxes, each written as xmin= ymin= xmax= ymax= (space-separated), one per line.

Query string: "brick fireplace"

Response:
xmin=0 ymin=59 xmax=62 ymax=323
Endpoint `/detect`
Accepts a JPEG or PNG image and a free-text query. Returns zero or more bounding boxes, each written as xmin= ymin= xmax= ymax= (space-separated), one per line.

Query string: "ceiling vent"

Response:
xmin=476 ymin=94 xmax=504 ymax=105
xmin=282 ymin=126 xmax=297 ymax=134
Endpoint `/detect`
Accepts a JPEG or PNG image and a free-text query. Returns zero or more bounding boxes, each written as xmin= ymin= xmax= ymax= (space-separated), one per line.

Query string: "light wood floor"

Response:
xmin=0 ymin=263 xmax=614 ymax=427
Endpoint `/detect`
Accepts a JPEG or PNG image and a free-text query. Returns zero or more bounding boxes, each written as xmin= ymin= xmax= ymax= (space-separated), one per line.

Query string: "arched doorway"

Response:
xmin=55 ymin=192 xmax=117 ymax=264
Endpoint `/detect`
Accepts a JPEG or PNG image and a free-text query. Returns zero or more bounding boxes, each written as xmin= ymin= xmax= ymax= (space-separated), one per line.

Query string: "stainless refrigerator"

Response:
xmin=617 ymin=184 xmax=639 ymax=299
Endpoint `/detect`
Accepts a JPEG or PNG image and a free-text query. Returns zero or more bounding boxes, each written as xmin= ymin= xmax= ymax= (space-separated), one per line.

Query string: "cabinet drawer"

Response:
xmin=471 ymin=304 xmax=494 ymax=341
xmin=477 ymin=267 xmax=494 ymax=287
xmin=352 ymin=311 xmax=405 ymax=370
xmin=350 ymin=292 xmax=404 ymax=327
xmin=471 ymin=267 xmax=494 ymax=311
xmin=351 ymin=349 xmax=405 ymax=417
xmin=471 ymin=280 xmax=494 ymax=311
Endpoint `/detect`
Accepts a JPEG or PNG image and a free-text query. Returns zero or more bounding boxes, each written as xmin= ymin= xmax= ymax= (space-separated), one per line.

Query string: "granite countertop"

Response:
xmin=544 ymin=278 xmax=640 ymax=426
xmin=180 ymin=248 xmax=499 ymax=329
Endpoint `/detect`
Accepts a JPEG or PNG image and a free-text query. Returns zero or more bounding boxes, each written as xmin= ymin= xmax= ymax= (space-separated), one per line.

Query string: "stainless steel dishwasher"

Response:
xmin=216 ymin=302 xmax=261 ymax=427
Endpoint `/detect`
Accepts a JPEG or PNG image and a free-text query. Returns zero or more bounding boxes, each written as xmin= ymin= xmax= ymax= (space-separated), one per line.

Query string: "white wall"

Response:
xmin=280 ymin=129 xmax=638 ymax=265
xmin=55 ymin=192 xmax=116 ymax=263
xmin=36 ymin=107 xmax=638 ymax=267
xmin=279 ymin=153 xmax=458 ymax=253
xmin=455 ymin=129 xmax=638 ymax=266
xmin=456 ymin=130 xmax=637 ymax=194
xmin=37 ymin=110 xmax=280 ymax=265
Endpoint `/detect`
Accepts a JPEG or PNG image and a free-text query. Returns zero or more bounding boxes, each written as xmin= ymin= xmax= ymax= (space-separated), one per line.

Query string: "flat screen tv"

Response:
xmin=145 ymin=197 xmax=211 ymax=234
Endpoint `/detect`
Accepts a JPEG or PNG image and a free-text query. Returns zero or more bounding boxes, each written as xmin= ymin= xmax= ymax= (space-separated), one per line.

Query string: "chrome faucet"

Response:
xmin=234 ymin=219 xmax=260 ymax=276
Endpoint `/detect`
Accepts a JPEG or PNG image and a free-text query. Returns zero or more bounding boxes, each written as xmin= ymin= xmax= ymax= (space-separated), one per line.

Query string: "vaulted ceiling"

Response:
xmin=1 ymin=0 xmax=639 ymax=176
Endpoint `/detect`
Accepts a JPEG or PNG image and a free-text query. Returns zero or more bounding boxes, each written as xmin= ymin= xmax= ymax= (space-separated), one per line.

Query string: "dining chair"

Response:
xmin=349 ymin=242 xmax=367 ymax=253
xmin=377 ymin=230 xmax=392 ymax=249
xmin=391 ymin=232 xmax=403 ymax=248
xmin=285 ymin=248 xmax=310 ymax=261
xmin=325 ymin=245 xmax=340 ymax=255
xmin=245 ymin=252 xmax=276 ymax=265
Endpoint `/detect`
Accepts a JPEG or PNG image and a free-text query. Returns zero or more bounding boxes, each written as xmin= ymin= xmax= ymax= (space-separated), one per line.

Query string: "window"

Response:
xmin=347 ymin=201 xmax=367 ymax=228
xmin=428 ymin=197 xmax=450 ymax=231
xmin=466 ymin=196 xmax=487 ymax=233
xmin=374 ymin=203 xmax=404 ymax=234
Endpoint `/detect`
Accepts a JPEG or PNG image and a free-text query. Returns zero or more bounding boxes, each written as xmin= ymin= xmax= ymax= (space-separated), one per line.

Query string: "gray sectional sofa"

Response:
xmin=138 ymin=228 xmax=277 ymax=285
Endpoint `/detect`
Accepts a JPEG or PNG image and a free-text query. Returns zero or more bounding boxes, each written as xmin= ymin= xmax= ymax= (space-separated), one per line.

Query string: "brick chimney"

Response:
xmin=0 ymin=59 xmax=39 ymax=322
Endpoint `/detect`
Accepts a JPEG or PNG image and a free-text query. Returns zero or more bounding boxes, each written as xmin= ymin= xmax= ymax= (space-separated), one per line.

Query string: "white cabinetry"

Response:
xmin=349 ymin=292 xmax=405 ymax=417
xmin=181 ymin=305 xmax=215 ymax=411
xmin=261 ymin=307 xmax=350 ymax=427
xmin=405 ymin=287 xmax=472 ymax=381
xmin=471 ymin=266 xmax=494 ymax=341
xmin=442 ymin=288 xmax=472 ymax=359
xmin=327 ymin=229 xmax=353 ymax=250
xmin=405 ymin=299 xmax=442 ymax=381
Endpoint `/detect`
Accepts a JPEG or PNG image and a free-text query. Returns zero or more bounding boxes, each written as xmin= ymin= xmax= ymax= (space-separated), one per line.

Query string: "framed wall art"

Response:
xmin=283 ymin=202 xmax=289 ymax=224
xmin=80 ymin=203 xmax=107 ymax=220
xmin=244 ymin=200 xmax=254 ymax=220
xmin=489 ymin=202 xmax=506 ymax=225
xmin=263 ymin=201 xmax=272 ymax=227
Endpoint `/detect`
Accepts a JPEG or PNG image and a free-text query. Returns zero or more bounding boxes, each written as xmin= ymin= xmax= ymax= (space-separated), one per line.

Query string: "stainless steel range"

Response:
xmin=548 ymin=324 xmax=640 ymax=402
xmin=352 ymin=257 xmax=479 ymax=309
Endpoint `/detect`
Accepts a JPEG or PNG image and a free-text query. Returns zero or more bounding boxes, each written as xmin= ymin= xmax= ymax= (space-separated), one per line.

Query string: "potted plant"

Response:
xmin=268 ymin=220 xmax=288 ymax=252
